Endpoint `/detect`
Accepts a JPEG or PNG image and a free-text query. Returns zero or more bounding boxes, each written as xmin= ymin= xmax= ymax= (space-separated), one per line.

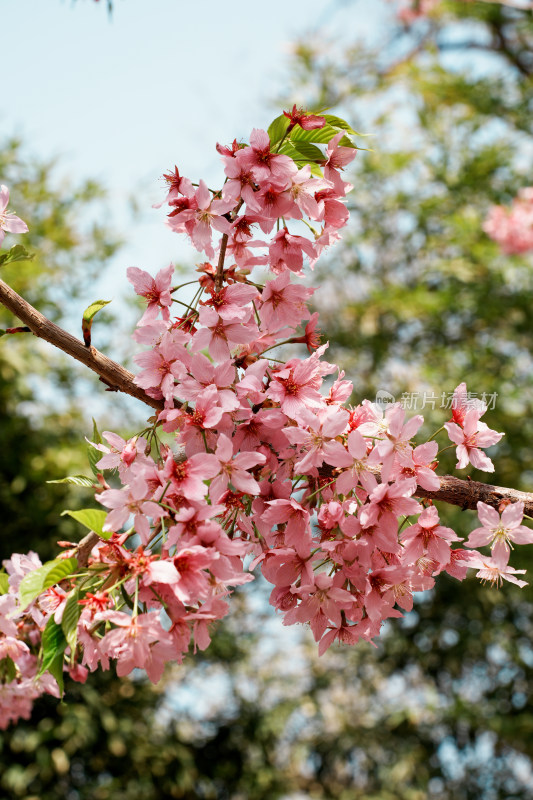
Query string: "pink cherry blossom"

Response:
xmin=483 ymin=187 xmax=533 ymax=255
xmin=0 ymin=185 xmax=28 ymax=247
xmin=444 ymin=409 xmax=503 ymax=472
xmin=475 ymin=558 xmax=528 ymax=589
xmin=98 ymin=476 xmax=165 ymax=544
xmin=91 ymin=431 xmax=152 ymax=477
xmin=268 ymin=228 xmax=317 ymax=275
xmin=283 ymin=105 xmax=326 ymax=132
xmin=283 ymin=406 xmax=349 ymax=473
xmin=162 ymin=451 xmax=220 ymax=501
xmin=192 ymin=306 xmax=257 ymax=362
xmin=127 ymin=264 xmax=175 ymax=325
xmin=236 ymin=128 xmax=296 ymax=185
xmin=466 ymin=501 xmax=533 ymax=566
xmin=259 ymin=270 xmax=314 ymax=330
xmin=209 ymin=433 xmax=266 ymax=501
xmin=335 ymin=428 xmax=377 ymax=496
xmin=390 ymin=441 xmax=440 ymax=491
xmin=322 ymin=132 xmax=357 ymax=195
xmin=266 ymin=358 xmax=325 ymax=421
xmin=401 ymin=505 xmax=461 ymax=566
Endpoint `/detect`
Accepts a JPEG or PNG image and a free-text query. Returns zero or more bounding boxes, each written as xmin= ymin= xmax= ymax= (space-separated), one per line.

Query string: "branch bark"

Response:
xmin=75 ymin=532 xmax=101 ymax=568
xmin=1 ymin=279 xmax=532 ymax=518
xmin=319 ymin=465 xmax=533 ymax=517
xmin=414 ymin=473 xmax=533 ymax=516
xmin=0 ymin=278 xmax=163 ymax=412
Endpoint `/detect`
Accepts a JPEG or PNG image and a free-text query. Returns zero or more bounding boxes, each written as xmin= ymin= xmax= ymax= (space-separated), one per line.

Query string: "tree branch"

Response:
xmin=414 ymin=473 xmax=533 ymax=517
xmin=1 ymin=279 xmax=532 ymax=517
xmin=0 ymin=278 xmax=163 ymax=412
xmin=319 ymin=467 xmax=533 ymax=517
xmin=75 ymin=532 xmax=101 ymax=568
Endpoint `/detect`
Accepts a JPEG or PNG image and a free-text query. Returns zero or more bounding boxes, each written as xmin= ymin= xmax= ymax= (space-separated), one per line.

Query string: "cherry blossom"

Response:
xmin=444 ymin=409 xmax=503 ymax=471
xmin=466 ymin=501 xmax=533 ymax=566
xmin=0 ymin=185 xmax=28 ymax=247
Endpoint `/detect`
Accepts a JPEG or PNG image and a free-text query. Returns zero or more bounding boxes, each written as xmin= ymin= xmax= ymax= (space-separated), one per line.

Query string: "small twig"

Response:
xmin=75 ymin=532 xmax=100 ymax=568
xmin=215 ymin=233 xmax=229 ymax=293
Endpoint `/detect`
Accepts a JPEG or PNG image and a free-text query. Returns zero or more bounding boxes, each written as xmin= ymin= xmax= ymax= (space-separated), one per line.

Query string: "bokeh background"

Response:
xmin=1 ymin=1 xmax=533 ymax=798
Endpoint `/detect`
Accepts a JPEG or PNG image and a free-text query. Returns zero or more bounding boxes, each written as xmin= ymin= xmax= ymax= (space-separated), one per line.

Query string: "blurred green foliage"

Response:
xmin=3 ymin=2 xmax=533 ymax=798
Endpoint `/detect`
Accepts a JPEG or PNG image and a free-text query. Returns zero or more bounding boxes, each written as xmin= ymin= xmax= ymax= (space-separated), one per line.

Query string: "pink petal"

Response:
xmin=477 ymin=502 xmax=500 ymax=528
xmin=501 ymin=502 xmax=524 ymax=528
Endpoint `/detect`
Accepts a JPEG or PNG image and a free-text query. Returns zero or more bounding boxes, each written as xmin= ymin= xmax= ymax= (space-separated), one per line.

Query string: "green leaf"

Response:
xmin=62 ymin=508 xmax=111 ymax=539
xmin=0 ymin=571 xmax=9 ymax=594
xmin=92 ymin=418 xmax=102 ymax=446
xmin=0 ymin=244 xmax=35 ymax=267
xmin=39 ymin=617 xmax=67 ymax=695
xmin=18 ymin=557 xmax=78 ymax=610
xmin=290 ymin=124 xmax=357 ymax=148
xmin=47 ymin=651 xmax=65 ymax=696
xmin=277 ymin=142 xmax=308 ymax=163
xmin=82 ymin=299 xmax=111 ymax=347
xmin=120 ymin=583 xmax=135 ymax=611
xmin=322 ymin=114 xmax=360 ymax=135
xmin=61 ymin=589 xmax=83 ymax=653
xmin=0 ymin=656 xmax=17 ymax=683
xmin=47 ymin=475 xmax=96 ymax=488
xmin=87 ymin=418 xmax=103 ymax=476
xmin=286 ymin=140 xmax=325 ymax=163
xmin=267 ymin=114 xmax=290 ymax=147
xmin=309 ymin=162 xmax=325 ymax=178
xmin=82 ymin=299 xmax=111 ymax=324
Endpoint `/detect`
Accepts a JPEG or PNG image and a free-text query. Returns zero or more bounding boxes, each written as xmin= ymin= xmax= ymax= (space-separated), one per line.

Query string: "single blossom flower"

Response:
xmin=466 ymin=501 xmax=533 ymax=566
xmin=444 ymin=409 xmax=503 ymax=472
xmin=0 ymin=185 xmax=28 ymax=246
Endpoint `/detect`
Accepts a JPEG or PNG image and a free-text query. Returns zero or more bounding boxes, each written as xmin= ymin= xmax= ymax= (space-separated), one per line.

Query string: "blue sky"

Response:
xmin=4 ymin=0 xmax=374 ymax=293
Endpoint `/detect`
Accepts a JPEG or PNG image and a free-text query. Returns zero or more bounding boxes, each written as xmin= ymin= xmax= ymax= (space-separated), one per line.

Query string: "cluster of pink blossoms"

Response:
xmin=1 ymin=110 xmax=532 ymax=727
xmin=483 ymin=188 xmax=533 ymax=255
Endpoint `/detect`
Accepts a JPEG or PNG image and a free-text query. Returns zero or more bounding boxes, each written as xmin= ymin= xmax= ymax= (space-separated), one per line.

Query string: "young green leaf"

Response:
xmin=47 ymin=475 xmax=96 ymax=488
xmin=267 ymin=114 xmax=291 ymax=147
xmin=290 ymin=124 xmax=356 ymax=148
xmin=322 ymin=114 xmax=361 ymax=135
xmin=61 ymin=589 xmax=84 ymax=654
xmin=0 ymin=656 xmax=17 ymax=683
xmin=0 ymin=244 xmax=35 ymax=267
xmin=91 ymin=418 xmax=102 ymax=446
xmin=81 ymin=299 xmax=111 ymax=347
xmin=18 ymin=557 xmax=78 ymax=610
xmin=284 ymin=140 xmax=325 ymax=163
xmin=309 ymin=162 xmax=325 ymax=178
xmin=39 ymin=617 xmax=67 ymax=695
xmin=61 ymin=508 xmax=111 ymax=539
xmin=0 ymin=572 xmax=9 ymax=595
xmin=87 ymin=418 xmax=103 ymax=476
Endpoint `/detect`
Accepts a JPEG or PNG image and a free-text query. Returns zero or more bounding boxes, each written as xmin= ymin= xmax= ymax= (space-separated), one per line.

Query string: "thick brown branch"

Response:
xmin=319 ymin=466 xmax=533 ymax=517
xmin=414 ymin=474 xmax=533 ymax=516
xmin=0 ymin=279 xmax=163 ymax=412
